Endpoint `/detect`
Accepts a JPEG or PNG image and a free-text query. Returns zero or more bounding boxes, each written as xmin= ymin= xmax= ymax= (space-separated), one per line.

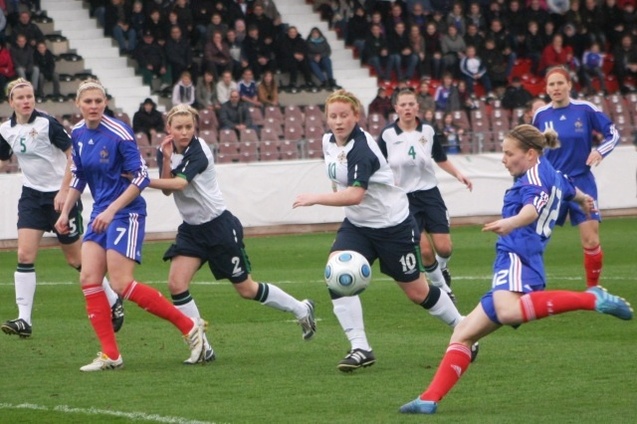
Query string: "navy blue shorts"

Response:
xmin=163 ymin=210 xmax=251 ymax=284
xmin=331 ymin=216 xmax=423 ymax=283
xmin=17 ymin=186 xmax=83 ymax=245
xmin=407 ymin=187 xmax=450 ymax=234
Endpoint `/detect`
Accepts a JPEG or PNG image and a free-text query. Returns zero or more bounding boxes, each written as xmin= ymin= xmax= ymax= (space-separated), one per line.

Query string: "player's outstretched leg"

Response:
xmin=297 ymin=299 xmax=317 ymax=340
xmin=587 ymin=286 xmax=633 ymax=320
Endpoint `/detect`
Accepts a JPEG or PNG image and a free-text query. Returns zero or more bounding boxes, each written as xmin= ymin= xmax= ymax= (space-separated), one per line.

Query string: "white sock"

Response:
xmin=101 ymin=277 xmax=119 ymax=307
xmin=425 ymin=262 xmax=451 ymax=293
xmin=259 ymin=283 xmax=306 ymax=319
xmin=175 ymin=298 xmax=212 ymax=349
xmin=332 ymin=296 xmax=371 ymax=351
xmin=436 ymin=253 xmax=451 ymax=270
xmin=427 ymin=290 xmax=462 ymax=328
xmin=15 ymin=270 xmax=36 ymax=325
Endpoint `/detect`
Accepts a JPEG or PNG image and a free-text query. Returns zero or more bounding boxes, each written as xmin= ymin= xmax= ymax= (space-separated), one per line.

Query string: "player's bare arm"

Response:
xmin=482 ymin=204 xmax=538 ymax=236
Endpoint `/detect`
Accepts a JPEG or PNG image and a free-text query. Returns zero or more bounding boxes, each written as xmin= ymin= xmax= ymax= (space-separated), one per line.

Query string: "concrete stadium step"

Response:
xmin=62 ymin=28 xmax=105 ymax=40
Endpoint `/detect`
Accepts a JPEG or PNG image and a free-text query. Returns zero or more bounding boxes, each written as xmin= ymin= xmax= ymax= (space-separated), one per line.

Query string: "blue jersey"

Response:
xmin=70 ymin=115 xmax=149 ymax=219
xmin=496 ymin=159 xmax=576 ymax=268
xmin=532 ymin=99 xmax=619 ymax=178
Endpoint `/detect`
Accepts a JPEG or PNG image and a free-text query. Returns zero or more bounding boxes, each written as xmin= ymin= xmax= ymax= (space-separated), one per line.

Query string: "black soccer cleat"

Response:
xmin=442 ymin=268 xmax=452 ymax=288
xmin=111 ymin=298 xmax=125 ymax=333
xmin=337 ymin=348 xmax=376 ymax=372
xmin=1 ymin=318 xmax=32 ymax=338
xmin=470 ymin=342 xmax=479 ymax=363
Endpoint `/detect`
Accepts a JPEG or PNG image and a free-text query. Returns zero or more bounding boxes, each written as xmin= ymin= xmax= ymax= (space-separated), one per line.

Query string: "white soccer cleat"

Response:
xmin=183 ymin=317 xmax=208 ymax=364
xmin=80 ymin=352 xmax=123 ymax=372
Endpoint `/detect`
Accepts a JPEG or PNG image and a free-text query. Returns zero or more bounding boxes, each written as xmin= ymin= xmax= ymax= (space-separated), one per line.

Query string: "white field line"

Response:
xmin=0 ymin=403 xmax=223 ymax=424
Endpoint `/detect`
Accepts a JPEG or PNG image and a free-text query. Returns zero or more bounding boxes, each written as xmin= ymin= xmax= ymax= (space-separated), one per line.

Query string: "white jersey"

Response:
xmin=377 ymin=120 xmax=447 ymax=193
xmin=0 ymin=110 xmax=71 ymax=192
xmin=323 ymin=125 xmax=409 ymax=228
xmin=157 ymin=137 xmax=226 ymax=225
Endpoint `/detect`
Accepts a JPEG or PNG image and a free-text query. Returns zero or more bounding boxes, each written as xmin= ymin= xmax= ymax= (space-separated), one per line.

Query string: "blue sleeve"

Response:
xmin=590 ymin=108 xmax=619 ymax=157
xmin=520 ymin=182 xmax=550 ymax=216
xmin=119 ymin=139 xmax=150 ymax=191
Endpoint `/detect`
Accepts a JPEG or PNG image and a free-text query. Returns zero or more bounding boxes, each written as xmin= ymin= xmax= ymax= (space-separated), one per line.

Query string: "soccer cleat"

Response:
xmin=1 ymin=318 xmax=32 ymax=338
xmin=442 ymin=268 xmax=456 ymax=303
xmin=80 ymin=352 xmax=123 ymax=372
xmin=111 ymin=297 xmax=125 ymax=333
xmin=470 ymin=342 xmax=479 ymax=363
xmin=298 ymin=299 xmax=317 ymax=340
xmin=587 ymin=286 xmax=633 ymax=320
xmin=184 ymin=317 xmax=208 ymax=363
xmin=337 ymin=348 xmax=376 ymax=372
xmin=183 ymin=343 xmax=216 ymax=365
xmin=399 ymin=398 xmax=438 ymax=414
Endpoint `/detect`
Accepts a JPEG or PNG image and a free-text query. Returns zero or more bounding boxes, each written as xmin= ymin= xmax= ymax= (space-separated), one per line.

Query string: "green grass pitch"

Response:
xmin=0 ymin=217 xmax=635 ymax=423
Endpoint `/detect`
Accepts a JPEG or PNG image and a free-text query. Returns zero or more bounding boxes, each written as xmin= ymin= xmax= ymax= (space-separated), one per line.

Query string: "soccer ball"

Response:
xmin=324 ymin=251 xmax=372 ymax=296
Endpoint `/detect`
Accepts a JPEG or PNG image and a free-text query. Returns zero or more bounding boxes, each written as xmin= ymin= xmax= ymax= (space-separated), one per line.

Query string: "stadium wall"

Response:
xmin=1 ymin=146 xmax=636 ymax=246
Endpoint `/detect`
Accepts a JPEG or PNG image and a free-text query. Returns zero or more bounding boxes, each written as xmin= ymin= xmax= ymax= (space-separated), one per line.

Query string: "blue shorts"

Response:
xmin=17 ymin=186 xmax=83 ymax=244
xmin=407 ymin=187 xmax=450 ymax=234
xmin=162 ymin=210 xmax=251 ymax=284
xmin=556 ymin=172 xmax=601 ymax=226
xmin=84 ymin=213 xmax=145 ymax=263
xmin=480 ymin=250 xmax=545 ymax=324
xmin=331 ymin=216 xmax=423 ymax=283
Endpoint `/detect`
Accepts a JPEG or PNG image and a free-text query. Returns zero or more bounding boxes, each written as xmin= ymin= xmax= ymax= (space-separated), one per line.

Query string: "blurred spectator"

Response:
xmin=416 ymin=78 xmax=435 ymax=112
xmin=459 ymin=44 xmax=492 ymax=97
xmin=408 ymin=2 xmax=429 ymax=30
xmin=446 ymin=1 xmax=466 ymax=37
xmin=104 ymin=0 xmax=136 ymax=55
xmin=238 ymin=67 xmax=261 ymax=107
xmin=11 ymin=11 xmax=43 ymax=47
xmin=621 ymin=1 xmax=637 ymax=34
xmin=505 ymin=0 xmax=527 ymax=52
xmin=422 ymin=21 xmax=443 ymax=79
xmin=538 ymin=33 xmax=573 ymax=76
xmin=215 ymin=0 xmax=245 ymax=28
xmin=581 ymin=0 xmax=605 ymax=46
xmin=487 ymin=18 xmax=515 ymax=79
xmin=0 ymin=11 xmax=6 ymax=45
xmin=278 ymin=26 xmax=314 ymax=90
xmin=501 ymin=76 xmax=533 ymax=110
xmin=205 ymin=12 xmax=228 ymax=41
xmin=465 ymin=2 xmax=487 ymax=33
xmin=11 ymin=34 xmax=39 ymax=93
xmin=564 ymin=0 xmax=584 ymax=28
xmin=387 ymin=21 xmax=418 ymax=82
xmin=171 ymin=70 xmax=196 ymax=107
xmin=219 ymin=89 xmax=256 ymax=135
xmin=130 ymin=1 xmax=145 ymax=40
xmin=0 ymin=42 xmax=15 ymax=101
xmin=132 ymin=97 xmax=164 ymax=140
xmin=463 ymin=22 xmax=484 ymax=53
xmin=580 ymin=41 xmax=607 ymax=95
xmin=441 ymin=112 xmax=463 ymax=154
xmin=526 ymin=0 xmax=550 ymax=29
xmin=225 ymin=29 xmax=246 ymax=79
xmin=440 ymin=24 xmax=466 ymax=77
xmin=134 ymin=30 xmax=171 ymax=88
xmin=434 ymin=71 xmax=460 ymax=111
xmin=346 ymin=6 xmax=368 ymax=61
xmin=33 ymin=41 xmax=60 ymax=98
xmin=385 ymin=2 xmax=407 ymax=29
xmin=242 ymin=25 xmax=276 ymax=80
xmin=562 ymin=22 xmax=586 ymax=60
xmin=613 ymin=33 xmax=637 ymax=93
xmin=259 ymin=0 xmax=283 ymax=24
xmin=165 ymin=25 xmax=195 ymax=84
xmin=601 ymin=0 xmax=624 ymax=47
xmin=192 ymin=0 xmax=214 ymax=47
xmin=524 ymin=20 xmax=545 ymax=75
xmin=234 ymin=19 xmax=247 ymax=43
xmin=257 ymin=69 xmax=279 ymax=107
xmin=144 ymin=8 xmax=167 ymax=45
xmin=196 ymin=70 xmax=221 ymax=111
xmin=172 ymin=0 xmax=195 ymax=43
xmin=246 ymin=2 xmax=277 ymax=43
xmin=204 ymin=30 xmax=232 ymax=79
xmin=408 ymin=24 xmax=427 ymax=76
xmin=364 ymin=23 xmax=392 ymax=82
xmin=482 ymin=37 xmax=509 ymax=89
xmin=306 ymin=27 xmax=337 ymax=89
xmin=216 ymin=69 xmax=238 ymax=104
xmin=368 ymin=86 xmax=393 ymax=119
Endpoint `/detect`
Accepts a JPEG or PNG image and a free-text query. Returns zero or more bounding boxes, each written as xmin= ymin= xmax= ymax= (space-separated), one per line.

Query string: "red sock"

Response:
xmin=83 ymin=284 xmax=119 ymax=360
xmin=122 ymin=281 xmax=194 ymax=334
xmin=519 ymin=290 xmax=596 ymax=322
xmin=584 ymin=245 xmax=603 ymax=287
xmin=420 ymin=343 xmax=472 ymax=402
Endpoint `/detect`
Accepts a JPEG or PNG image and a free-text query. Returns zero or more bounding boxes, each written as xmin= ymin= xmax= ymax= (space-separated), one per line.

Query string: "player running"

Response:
xmin=55 ymin=79 xmax=206 ymax=371
xmin=0 ymin=78 xmax=123 ymax=338
xmin=140 ymin=104 xmax=316 ymax=363
xmin=400 ymin=124 xmax=632 ymax=415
